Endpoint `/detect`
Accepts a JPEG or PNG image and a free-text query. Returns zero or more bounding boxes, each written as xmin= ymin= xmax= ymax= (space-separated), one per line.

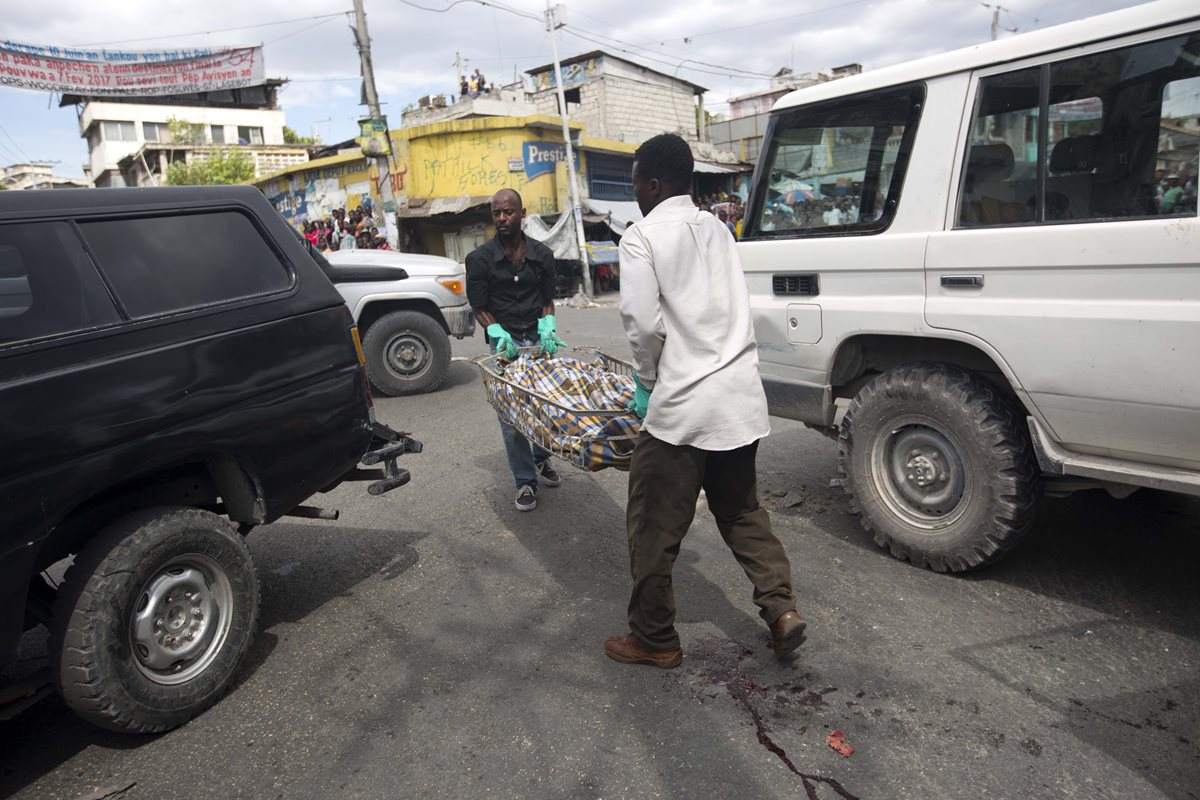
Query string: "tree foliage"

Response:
xmin=166 ymin=148 xmax=256 ymax=186
xmin=166 ymin=116 xmax=207 ymax=145
xmin=283 ymin=125 xmax=316 ymax=145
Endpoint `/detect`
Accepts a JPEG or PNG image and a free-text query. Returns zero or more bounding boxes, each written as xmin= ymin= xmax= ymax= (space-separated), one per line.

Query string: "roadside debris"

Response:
xmin=827 ymin=730 xmax=855 ymax=757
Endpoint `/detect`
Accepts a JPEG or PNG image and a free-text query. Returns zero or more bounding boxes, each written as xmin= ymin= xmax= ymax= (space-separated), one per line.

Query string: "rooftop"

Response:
xmin=526 ymin=50 xmax=707 ymax=95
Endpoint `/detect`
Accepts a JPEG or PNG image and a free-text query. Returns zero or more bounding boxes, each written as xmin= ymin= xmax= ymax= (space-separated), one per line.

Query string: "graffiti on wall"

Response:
xmin=370 ymin=163 xmax=408 ymax=198
xmin=305 ymin=178 xmax=344 ymax=220
xmin=417 ymin=132 xmax=520 ymax=196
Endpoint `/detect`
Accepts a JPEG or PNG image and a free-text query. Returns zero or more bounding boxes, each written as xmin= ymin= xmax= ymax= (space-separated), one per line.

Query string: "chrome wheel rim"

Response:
xmin=869 ymin=415 xmax=970 ymax=530
xmin=130 ymin=554 xmax=233 ymax=685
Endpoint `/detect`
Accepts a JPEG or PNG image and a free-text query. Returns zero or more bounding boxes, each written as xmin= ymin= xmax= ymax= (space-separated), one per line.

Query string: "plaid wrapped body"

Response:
xmin=478 ymin=350 xmax=642 ymax=471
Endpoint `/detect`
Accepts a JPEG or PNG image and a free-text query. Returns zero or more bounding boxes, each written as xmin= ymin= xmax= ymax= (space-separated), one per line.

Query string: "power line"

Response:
xmin=394 ymin=0 xmax=540 ymax=22
xmin=392 ymin=62 xmax=460 ymax=108
xmin=265 ymin=15 xmax=345 ymax=45
xmin=392 ymin=0 xmax=772 ymax=82
xmin=560 ymin=26 xmax=773 ymax=79
xmin=72 ymin=12 xmax=347 ymax=47
xmin=0 ymin=139 xmax=24 ymax=165
xmin=577 ymin=0 xmax=872 ymax=48
xmin=0 ymin=125 xmax=32 ymax=163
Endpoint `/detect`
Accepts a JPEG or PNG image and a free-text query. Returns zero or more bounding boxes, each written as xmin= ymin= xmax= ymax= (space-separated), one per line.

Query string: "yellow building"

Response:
xmin=256 ymin=114 xmax=636 ymax=259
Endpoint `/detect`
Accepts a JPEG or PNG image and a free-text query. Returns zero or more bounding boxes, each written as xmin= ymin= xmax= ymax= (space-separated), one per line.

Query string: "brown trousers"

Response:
xmin=625 ymin=431 xmax=796 ymax=651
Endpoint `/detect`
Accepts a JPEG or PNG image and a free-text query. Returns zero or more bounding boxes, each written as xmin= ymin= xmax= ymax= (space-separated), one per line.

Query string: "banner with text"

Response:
xmin=0 ymin=40 xmax=265 ymax=96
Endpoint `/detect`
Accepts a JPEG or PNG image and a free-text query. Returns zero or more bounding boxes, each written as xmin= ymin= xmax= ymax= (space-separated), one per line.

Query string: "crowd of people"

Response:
xmin=698 ymin=193 xmax=746 ymax=238
xmin=301 ymin=204 xmax=390 ymax=253
xmin=457 ymin=68 xmax=497 ymax=102
xmin=1156 ymin=170 xmax=1198 ymax=215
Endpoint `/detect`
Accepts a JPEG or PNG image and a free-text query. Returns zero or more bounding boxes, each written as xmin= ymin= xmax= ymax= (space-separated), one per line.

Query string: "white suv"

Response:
xmin=327 ymin=249 xmax=475 ymax=395
xmin=739 ymin=0 xmax=1199 ymax=571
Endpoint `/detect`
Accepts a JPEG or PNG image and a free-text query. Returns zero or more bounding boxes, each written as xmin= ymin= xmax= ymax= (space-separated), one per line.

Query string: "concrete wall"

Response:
xmin=708 ymin=112 xmax=772 ymax=163
xmin=527 ymin=54 xmax=700 ymax=144
xmin=255 ymin=115 xmax=637 ymax=255
xmin=403 ymin=119 xmax=575 ymax=214
xmin=255 ymin=116 xmax=595 ymax=225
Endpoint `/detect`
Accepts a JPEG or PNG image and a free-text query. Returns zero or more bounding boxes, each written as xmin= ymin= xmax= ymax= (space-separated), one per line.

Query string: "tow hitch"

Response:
xmin=360 ymin=422 xmax=422 ymax=495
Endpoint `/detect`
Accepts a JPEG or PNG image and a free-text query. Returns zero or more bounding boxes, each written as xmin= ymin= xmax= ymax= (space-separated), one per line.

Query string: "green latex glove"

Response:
xmin=629 ymin=374 xmax=653 ymax=419
xmin=486 ymin=323 xmax=518 ymax=360
xmin=537 ymin=315 xmax=567 ymax=356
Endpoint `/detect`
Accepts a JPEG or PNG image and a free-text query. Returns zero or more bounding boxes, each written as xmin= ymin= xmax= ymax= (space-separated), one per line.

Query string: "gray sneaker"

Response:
xmin=536 ymin=459 xmax=562 ymax=487
xmin=515 ymin=484 xmax=537 ymax=512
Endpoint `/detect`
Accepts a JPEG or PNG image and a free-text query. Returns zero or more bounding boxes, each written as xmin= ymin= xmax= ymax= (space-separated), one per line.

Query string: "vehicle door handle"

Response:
xmin=941 ymin=274 xmax=984 ymax=288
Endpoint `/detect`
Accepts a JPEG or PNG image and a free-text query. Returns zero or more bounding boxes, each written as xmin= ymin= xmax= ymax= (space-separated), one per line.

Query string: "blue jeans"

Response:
xmin=495 ymin=336 xmax=551 ymax=488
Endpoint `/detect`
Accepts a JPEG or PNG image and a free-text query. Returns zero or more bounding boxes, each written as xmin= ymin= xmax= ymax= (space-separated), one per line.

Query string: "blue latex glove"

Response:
xmin=537 ymin=315 xmax=567 ymax=356
xmin=629 ymin=374 xmax=652 ymax=419
xmin=486 ymin=323 xmax=518 ymax=360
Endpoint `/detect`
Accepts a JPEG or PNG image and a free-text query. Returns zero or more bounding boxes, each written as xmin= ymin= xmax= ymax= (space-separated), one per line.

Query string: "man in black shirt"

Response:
xmin=466 ymin=188 xmax=564 ymax=512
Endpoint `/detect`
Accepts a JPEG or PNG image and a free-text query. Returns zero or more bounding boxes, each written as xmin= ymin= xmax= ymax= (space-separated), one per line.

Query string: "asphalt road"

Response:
xmin=2 ymin=304 xmax=1198 ymax=800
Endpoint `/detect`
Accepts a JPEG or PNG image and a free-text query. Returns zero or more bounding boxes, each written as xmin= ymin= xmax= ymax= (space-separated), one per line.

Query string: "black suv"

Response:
xmin=0 ymin=186 xmax=417 ymax=733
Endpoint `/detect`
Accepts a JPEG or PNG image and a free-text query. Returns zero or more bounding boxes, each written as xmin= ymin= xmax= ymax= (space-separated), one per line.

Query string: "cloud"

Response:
xmin=0 ymin=0 xmax=1154 ymax=175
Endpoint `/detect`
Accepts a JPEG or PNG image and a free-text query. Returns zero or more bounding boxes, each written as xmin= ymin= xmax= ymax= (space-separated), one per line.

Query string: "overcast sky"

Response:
xmin=1 ymin=0 xmax=1151 ymax=177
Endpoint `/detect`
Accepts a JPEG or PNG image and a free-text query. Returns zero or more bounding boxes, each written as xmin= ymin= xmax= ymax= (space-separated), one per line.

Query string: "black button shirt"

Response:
xmin=465 ymin=234 xmax=557 ymax=339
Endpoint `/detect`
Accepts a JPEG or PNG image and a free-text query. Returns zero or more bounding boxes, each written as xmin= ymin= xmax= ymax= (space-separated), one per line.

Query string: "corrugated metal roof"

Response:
xmin=694 ymin=161 xmax=752 ymax=174
xmin=396 ymin=195 xmax=492 ymax=218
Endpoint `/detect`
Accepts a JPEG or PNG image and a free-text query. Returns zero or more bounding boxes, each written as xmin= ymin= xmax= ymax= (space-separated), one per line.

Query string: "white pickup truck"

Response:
xmin=327 ymin=249 xmax=475 ymax=395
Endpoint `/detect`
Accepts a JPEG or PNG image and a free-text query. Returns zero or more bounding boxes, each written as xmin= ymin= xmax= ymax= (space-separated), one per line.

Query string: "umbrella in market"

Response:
xmin=781 ymin=187 xmax=815 ymax=203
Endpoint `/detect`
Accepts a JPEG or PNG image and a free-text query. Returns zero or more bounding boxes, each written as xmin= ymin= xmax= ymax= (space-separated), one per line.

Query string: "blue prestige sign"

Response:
xmin=522 ymin=141 xmax=579 ymax=180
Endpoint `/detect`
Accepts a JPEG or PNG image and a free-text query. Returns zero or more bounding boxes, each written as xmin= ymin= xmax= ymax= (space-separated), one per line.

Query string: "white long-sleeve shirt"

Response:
xmin=617 ymin=195 xmax=770 ymax=451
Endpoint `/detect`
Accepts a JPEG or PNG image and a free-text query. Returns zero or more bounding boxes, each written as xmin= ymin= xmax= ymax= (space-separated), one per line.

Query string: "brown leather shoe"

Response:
xmin=770 ymin=610 xmax=807 ymax=657
xmin=604 ymin=634 xmax=682 ymax=669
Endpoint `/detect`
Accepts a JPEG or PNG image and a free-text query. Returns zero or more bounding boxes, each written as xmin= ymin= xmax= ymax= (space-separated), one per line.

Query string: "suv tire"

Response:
xmin=49 ymin=507 xmax=259 ymax=733
xmin=362 ymin=310 xmax=451 ymax=396
xmin=838 ymin=364 xmax=1040 ymax=572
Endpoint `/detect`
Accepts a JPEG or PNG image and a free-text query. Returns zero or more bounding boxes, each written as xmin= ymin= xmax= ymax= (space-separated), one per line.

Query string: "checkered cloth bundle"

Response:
xmin=486 ymin=352 xmax=642 ymax=471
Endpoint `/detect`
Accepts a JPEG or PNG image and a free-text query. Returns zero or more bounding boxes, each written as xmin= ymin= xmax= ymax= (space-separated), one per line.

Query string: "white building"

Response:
xmin=1 ymin=163 xmax=91 ymax=190
xmin=62 ymin=81 xmax=309 ymax=187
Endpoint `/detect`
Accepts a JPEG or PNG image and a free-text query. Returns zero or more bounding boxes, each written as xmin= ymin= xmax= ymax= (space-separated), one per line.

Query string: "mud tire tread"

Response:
xmin=837 ymin=363 xmax=1040 ymax=572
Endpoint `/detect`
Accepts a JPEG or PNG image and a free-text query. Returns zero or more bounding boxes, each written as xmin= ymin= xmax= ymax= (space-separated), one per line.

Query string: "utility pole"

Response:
xmin=311 ymin=117 xmax=331 ymax=143
xmin=982 ymin=3 xmax=1017 ymax=41
xmin=352 ymin=0 xmax=399 ymax=249
xmin=545 ymin=2 xmax=593 ymax=298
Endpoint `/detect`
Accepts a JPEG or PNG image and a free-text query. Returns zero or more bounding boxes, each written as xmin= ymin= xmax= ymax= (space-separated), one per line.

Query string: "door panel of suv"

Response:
xmin=926 ymin=30 xmax=1200 ymax=468
xmin=738 ymin=82 xmax=937 ymax=417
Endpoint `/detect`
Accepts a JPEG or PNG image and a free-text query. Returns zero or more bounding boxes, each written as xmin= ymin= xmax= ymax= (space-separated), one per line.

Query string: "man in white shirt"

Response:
xmin=606 ymin=133 xmax=806 ymax=669
xmin=822 ymin=202 xmax=843 ymax=226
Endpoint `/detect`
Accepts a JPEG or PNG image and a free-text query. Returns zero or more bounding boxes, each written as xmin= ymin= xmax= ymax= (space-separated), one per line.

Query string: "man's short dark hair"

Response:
xmin=634 ymin=133 xmax=693 ymax=191
xmin=493 ymin=188 xmax=522 ymax=207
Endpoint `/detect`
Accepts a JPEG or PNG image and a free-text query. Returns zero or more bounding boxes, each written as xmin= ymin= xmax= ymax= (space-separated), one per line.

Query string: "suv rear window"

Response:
xmin=0 ymin=222 xmax=120 ymax=346
xmin=743 ymin=84 xmax=925 ymax=239
xmin=79 ymin=211 xmax=292 ymax=318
